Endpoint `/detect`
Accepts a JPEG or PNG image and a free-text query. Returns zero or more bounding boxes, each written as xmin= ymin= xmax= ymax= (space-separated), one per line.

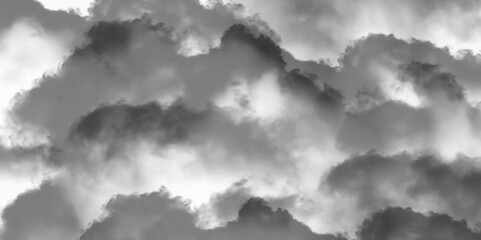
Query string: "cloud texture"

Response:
xmin=2 ymin=0 xmax=481 ymax=240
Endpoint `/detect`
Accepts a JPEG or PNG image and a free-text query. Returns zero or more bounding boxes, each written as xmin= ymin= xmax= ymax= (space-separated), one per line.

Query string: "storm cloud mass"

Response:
xmin=2 ymin=0 xmax=481 ymax=239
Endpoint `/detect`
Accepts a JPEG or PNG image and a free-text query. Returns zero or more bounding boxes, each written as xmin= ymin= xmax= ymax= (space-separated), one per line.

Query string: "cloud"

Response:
xmin=207 ymin=180 xmax=298 ymax=224
xmin=331 ymin=59 xmax=481 ymax=158
xmin=357 ymin=207 xmax=481 ymax=240
xmin=325 ymin=152 xmax=481 ymax=232
xmin=32 ymin=99 xmax=297 ymax=232
xmin=67 ymin=100 xmax=283 ymax=167
xmin=89 ymin=0 xmax=276 ymax=56
xmin=0 ymin=181 xmax=81 ymax=240
xmin=6 ymin=17 xmax=347 ymax=235
xmin=305 ymin=34 xmax=481 ymax=104
xmin=4 ymin=0 xmax=481 ymax=239
xmin=11 ymin=19 xmax=289 ymax=141
xmin=0 ymin=145 xmax=54 ymax=229
xmin=227 ymin=0 xmax=481 ymax=63
xmin=400 ymin=61 xmax=465 ymax=101
xmin=34 ymin=0 xmax=96 ymax=17
xmin=79 ymin=191 xmax=346 ymax=240
xmin=337 ymin=102 xmax=430 ymax=154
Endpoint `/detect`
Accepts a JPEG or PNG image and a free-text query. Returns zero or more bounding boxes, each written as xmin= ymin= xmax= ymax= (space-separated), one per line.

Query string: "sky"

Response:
xmin=1 ymin=0 xmax=481 ymax=240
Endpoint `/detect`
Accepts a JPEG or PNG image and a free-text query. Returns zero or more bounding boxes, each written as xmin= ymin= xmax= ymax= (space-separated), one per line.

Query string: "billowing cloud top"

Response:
xmin=2 ymin=0 xmax=481 ymax=240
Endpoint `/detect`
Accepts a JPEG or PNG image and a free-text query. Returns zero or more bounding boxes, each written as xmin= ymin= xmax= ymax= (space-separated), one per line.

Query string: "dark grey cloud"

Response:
xmin=210 ymin=198 xmax=347 ymax=240
xmin=357 ymin=207 xmax=481 ymax=240
xmin=209 ymin=180 xmax=298 ymax=222
xmin=280 ymin=34 xmax=481 ymax=108
xmin=90 ymin=0 xmax=235 ymax=43
xmin=209 ymin=180 xmax=254 ymax=221
xmin=0 ymin=181 xmax=81 ymax=240
xmin=333 ymin=58 xmax=481 ymax=155
xmin=80 ymin=190 xmax=346 ymax=240
xmin=327 ymin=34 xmax=481 ymax=103
xmin=400 ymin=61 xmax=465 ymax=101
xmin=326 ymin=152 xmax=481 ymax=230
xmin=67 ymin=100 xmax=282 ymax=168
xmin=230 ymin=0 xmax=481 ymax=62
xmin=89 ymin=0 xmax=280 ymax=55
xmin=68 ymin=100 xmax=203 ymax=145
xmin=12 ymin=16 xmax=341 ymax=142
xmin=337 ymin=101 xmax=432 ymax=154
xmin=282 ymin=69 xmax=344 ymax=111
xmin=12 ymin=18 xmax=184 ymax=141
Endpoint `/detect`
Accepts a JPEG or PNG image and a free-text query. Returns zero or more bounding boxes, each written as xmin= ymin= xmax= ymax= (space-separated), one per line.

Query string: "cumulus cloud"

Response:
xmin=78 ymin=190 xmax=481 ymax=240
xmin=325 ymin=152 xmax=481 ymax=233
xmin=357 ymin=207 xmax=481 ymax=240
xmin=79 ymin=190 xmax=347 ymax=240
xmin=11 ymin=19 xmax=287 ymax=141
xmin=0 ymin=181 xmax=81 ymax=240
xmin=3 ymin=0 xmax=481 ymax=239
xmin=227 ymin=0 xmax=481 ymax=63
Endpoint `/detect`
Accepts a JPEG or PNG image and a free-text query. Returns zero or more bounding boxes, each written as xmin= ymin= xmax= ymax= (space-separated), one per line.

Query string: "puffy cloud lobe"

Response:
xmin=12 ymin=18 xmax=181 ymax=141
xmin=79 ymin=190 xmax=481 ymax=240
xmin=0 ymin=145 xmax=54 ymax=227
xmin=68 ymin=101 xmax=283 ymax=167
xmin=326 ymin=152 xmax=481 ymax=231
xmin=343 ymin=35 xmax=481 ymax=104
xmin=0 ymin=2 xmax=86 ymax=149
xmin=13 ymin=15 xmax=342 ymax=144
xmin=41 ymin=99 xmax=296 ymax=233
xmin=357 ymin=207 xmax=481 ymax=240
xmin=89 ymin=0 xmax=281 ymax=56
xmin=281 ymin=69 xmax=344 ymax=112
xmin=333 ymin=60 xmax=481 ymax=158
xmin=228 ymin=0 xmax=481 ymax=63
xmin=90 ymin=0 xmax=235 ymax=44
xmin=6 ymin=16 xmax=345 ymax=225
xmin=284 ymin=34 xmax=481 ymax=105
xmin=12 ymin=19 xmax=292 ymax=141
xmin=208 ymin=180 xmax=298 ymax=223
xmin=0 ymin=182 xmax=81 ymax=240
xmin=209 ymin=180 xmax=254 ymax=221
xmin=80 ymin=191 xmax=346 ymax=240
xmin=400 ymin=61 xmax=465 ymax=101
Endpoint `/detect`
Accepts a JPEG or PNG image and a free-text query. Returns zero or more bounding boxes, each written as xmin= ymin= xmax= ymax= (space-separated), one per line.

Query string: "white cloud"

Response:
xmin=35 ymin=0 xmax=96 ymax=16
xmin=0 ymin=18 xmax=70 ymax=147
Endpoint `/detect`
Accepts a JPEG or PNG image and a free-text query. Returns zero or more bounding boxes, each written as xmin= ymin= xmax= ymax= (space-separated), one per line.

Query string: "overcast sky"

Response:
xmin=1 ymin=0 xmax=481 ymax=240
